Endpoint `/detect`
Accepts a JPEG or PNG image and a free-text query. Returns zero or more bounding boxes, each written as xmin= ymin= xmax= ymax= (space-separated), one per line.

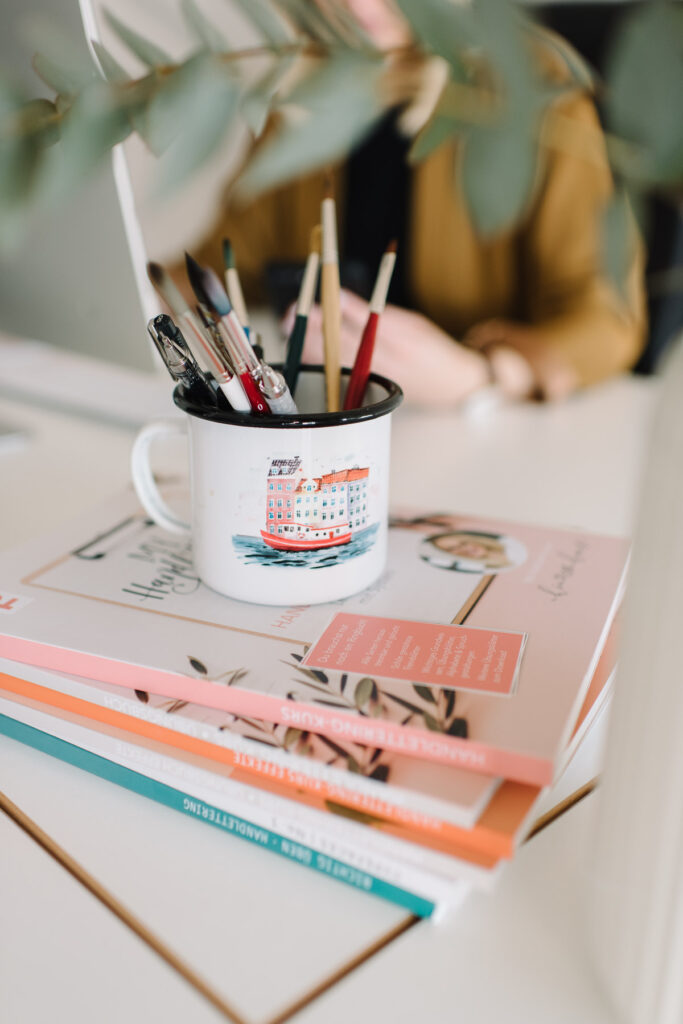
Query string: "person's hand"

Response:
xmin=464 ymin=319 xmax=577 ymax=400
xmin=282 ymin=289 xmax=490 ymax=407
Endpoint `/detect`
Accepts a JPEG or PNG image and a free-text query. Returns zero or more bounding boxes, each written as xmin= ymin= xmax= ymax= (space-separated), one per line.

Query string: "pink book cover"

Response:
xmin=0 ymin=492 xmax=628 ymax=785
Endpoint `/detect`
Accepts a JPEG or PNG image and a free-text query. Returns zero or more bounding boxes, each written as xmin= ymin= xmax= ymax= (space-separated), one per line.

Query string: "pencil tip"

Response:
xmin=323 ymin=172 xmax=334 ymax=200
xmin=310 ymin=224 xmax=322 ymax=254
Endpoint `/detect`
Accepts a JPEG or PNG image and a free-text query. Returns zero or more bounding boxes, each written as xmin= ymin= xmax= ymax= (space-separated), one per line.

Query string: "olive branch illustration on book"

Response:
xmin=133 ymin=650 xmax=469 ymax=770
xmin=131 ymin=652 xmax=470 ymax=827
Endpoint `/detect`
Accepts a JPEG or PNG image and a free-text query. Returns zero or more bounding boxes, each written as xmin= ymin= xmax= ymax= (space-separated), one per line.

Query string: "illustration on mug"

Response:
xmin=232 ymin=456 xmax=378 ymax=567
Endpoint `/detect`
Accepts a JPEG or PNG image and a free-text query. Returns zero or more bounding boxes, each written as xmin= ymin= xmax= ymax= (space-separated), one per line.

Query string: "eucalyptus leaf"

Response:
xmin=394 ymin=0 xmax=473 ymax=68
xmin=228 ymin=0 xmax=292 ymax=47
xmin=408 ymin=112 xmax=457 ymax=165
xmin=0 ymin=127 xmax=40 ymax=207
xmin=143 ymin=65 xmax=200 ymax=154
xmin=241 ymin=54 xmax=296 ymax=136
xmin=602 ymin=186 xmax=633 ymax=299
xmin=115 ymin=72 xmax=167 ymax=153
xmin=278 ymin=0 xmax=339 ymax=44
xmin=0 ymin=86 xmax=51 ymax=221
xmin=444 ymin=688 xmax=456 ymax=718
xmin=15 ymin=99 xmax=60 ymax=147
xmin=461 ymin=116 xmax=540 ymax=237
xmin=423 ymin=713 xmax=441 ymax=731
xmin=32 ymin=52 xmax=88 ymax=98
xmin=25 ymin=14 xmax=99 ymax=96
xmin=370 ymin=763 xmax=390 ymax=782
xmin=38 ymin=82 xmax=131 ymax=203
xmin=469 ymin=0 xmax=535 ymax=108
xmin=605 ymin=4 xmax=683 ymax=185
xmin=238 ymin=52 xmax=384 ymax=198
xmin=103 ymin=9 xmax=173 ymax=69
xmin=91 ymin=41 xmax=130 ymax=83
xmin=181 ymin=0 xmax=229 ymax=53
xmin=155 ymin=59 xmax=240 ymax=191
xmin=528 ymin=23 xmax=595 ymax=91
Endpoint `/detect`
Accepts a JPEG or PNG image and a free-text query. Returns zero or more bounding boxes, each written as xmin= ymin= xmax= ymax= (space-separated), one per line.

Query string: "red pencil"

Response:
xmin=343 ymin=241 xmax=397 ymax=411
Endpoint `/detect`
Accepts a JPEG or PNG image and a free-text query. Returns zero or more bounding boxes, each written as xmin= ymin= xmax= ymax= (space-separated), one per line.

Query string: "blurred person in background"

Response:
xmin=190 ymin=0 xmax=646 ymax=406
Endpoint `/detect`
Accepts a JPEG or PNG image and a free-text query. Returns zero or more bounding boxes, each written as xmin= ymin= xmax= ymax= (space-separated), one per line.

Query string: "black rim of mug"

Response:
xmin=173 ymin=365 xmax=404 ymax=429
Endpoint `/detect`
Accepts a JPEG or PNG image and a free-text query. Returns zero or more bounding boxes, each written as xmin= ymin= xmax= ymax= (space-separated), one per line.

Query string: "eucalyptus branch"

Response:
xmin=0 ymin=0 xmax=679 ymax=279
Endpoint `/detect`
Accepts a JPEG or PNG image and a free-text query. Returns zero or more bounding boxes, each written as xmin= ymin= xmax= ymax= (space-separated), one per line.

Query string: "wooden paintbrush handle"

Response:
xmin=321 ymin=262 xmax=341 ymax=413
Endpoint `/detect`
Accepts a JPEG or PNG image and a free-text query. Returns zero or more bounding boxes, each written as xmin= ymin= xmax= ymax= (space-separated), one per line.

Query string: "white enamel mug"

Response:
xmin=131 ymin=367 xmax=403 ymax=605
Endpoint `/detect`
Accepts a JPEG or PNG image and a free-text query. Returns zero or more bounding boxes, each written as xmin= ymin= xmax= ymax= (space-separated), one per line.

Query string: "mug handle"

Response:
xmin=131 ymin=419 xmax=191 ymax=536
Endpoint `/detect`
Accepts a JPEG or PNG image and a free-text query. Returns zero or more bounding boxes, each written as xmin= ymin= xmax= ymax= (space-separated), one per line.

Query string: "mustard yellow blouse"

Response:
xmin=193 ymin=83 xmax=646 ymax=394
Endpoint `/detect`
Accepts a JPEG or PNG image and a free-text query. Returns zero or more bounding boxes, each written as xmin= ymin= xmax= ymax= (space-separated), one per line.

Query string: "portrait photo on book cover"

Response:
xmin=419 ymin=531 xmax=529 ymax=575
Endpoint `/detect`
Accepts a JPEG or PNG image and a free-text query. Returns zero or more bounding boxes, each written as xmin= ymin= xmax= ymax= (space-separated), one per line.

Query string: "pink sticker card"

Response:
xmin=302 ymin=613 xmax=527 ymax=696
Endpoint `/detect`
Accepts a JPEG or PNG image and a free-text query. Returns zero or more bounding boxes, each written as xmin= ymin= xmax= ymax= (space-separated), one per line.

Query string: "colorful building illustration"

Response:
xmin=261 ymin=457 xmax=371 ymax=551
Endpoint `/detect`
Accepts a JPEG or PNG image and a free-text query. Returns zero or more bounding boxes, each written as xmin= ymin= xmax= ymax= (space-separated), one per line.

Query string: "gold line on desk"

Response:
xmin=264 ymin=914 xmax=421 ymax=1024
xmin=0 ymin=788 xmax=248 ymax=1024
xmin=525 ymin=777 xmax=599 ymax=842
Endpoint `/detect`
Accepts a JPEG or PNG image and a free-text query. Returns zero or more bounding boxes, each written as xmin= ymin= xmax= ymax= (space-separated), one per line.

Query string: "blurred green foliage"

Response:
xmin=0 ymin=0 xmax=681 ymax=288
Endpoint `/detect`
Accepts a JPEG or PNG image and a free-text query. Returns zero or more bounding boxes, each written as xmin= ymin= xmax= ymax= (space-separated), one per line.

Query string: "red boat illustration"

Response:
xmin=261 ymin=457 xmax=370 ymax=552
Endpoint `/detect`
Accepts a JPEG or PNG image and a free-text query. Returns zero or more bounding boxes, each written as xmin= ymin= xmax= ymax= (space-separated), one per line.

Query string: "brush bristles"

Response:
xmin=147 ymin=261 xmax=164 ymax=286
xmin=147 ymin=261 xmax=187 ymax=317
xmin=201 ymin=267 xmax=232 ymax=317
xmin=184 ymin=252 xmax=210 ymax=307
xmin=222 ymin=238 xmax=235 ymax=270
xmin=323 ymin=171 xmax=334 ymax=201
xmin=386 ymin=239 xmax=398 ymax=254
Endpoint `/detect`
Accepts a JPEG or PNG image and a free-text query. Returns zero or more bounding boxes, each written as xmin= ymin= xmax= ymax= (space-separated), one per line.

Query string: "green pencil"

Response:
xmin=284 ymin=224 xmax=320 ymax=394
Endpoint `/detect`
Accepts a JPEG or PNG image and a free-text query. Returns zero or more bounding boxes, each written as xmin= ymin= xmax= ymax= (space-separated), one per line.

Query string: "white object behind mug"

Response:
xmin=131 ymin=368 xmax=402 ymax=605
xmin=588 ymin=334 xmax=683 ymax=1024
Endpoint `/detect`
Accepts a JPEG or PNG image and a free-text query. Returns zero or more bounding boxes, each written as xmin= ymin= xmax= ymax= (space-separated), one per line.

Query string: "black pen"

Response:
xmin=147 ymin=315 xmax=219 ymax=407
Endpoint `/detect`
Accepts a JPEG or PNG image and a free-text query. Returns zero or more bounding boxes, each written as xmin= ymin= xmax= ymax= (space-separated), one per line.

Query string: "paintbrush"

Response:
xmin=343 ymin=241 xmax=397 ymax=411
xmin=222 ymin=238 xmax=250 ymax=336
xmin=283 ymin=224 xmax=321 ymax=395
xmin=147 ymin=262 xmax=250 ymax=412
xmin=185 ymin=253 xmax=270 ymax=415
xmin=321 ymin=176 xmax=341 ymax=412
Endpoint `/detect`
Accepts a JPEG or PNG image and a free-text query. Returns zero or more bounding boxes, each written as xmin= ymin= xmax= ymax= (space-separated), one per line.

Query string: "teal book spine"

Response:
xmin=0 ymin=713 xmax=434 ymax=918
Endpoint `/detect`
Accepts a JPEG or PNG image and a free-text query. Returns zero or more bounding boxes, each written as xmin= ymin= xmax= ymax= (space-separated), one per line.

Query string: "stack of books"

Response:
xmin=0 ymin=490 xmax=626 ymax=917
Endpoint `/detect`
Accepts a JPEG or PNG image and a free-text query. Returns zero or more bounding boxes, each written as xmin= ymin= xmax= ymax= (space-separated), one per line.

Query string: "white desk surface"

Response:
xmin=0 ymin=371 xmax=657 ymax=1023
